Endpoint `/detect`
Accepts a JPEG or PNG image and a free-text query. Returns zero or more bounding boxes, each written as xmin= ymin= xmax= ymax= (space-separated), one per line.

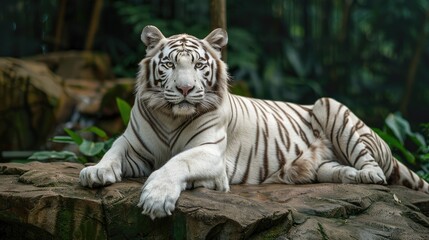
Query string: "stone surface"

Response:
xmin=0 ymin=58 xmax=72 ymax=151
xmin=0 ymin=56 xmax=134 ymax=152
xmin=27 ymin=51 xmax=115 ymax=81
xmin=1 ymin=162 xmax=429 ymax=239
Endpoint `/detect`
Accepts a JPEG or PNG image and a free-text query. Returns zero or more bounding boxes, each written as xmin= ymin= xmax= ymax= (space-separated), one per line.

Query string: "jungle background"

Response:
xmin=1 ymin=0 xmax=429 ymax=178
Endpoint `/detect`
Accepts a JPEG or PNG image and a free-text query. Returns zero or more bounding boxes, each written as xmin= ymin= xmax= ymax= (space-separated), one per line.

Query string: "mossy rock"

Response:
xmin=0 ymin=58 xmax=71 ymax=151
xmin=1 ymin=162 xmax=429 ymax=239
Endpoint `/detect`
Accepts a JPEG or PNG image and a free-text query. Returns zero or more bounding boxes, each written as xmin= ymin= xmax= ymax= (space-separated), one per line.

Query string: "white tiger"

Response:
xmin=79 ymin=25 xmax=429 ymax=219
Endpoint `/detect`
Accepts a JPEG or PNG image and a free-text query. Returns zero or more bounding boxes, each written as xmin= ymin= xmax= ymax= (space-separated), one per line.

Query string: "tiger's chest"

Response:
xmin=132 ymin=105 xmax=229 ymax=168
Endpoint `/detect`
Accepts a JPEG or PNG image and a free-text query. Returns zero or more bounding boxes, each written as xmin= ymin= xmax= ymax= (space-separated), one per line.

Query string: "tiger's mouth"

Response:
xmin=172 ymin=100 xmax=196 ymax=116
xmin=177 ymin=100 xmax=193 ymax=108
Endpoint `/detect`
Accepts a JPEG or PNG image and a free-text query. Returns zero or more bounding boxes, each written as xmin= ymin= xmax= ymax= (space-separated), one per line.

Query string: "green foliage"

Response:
xmin=374 ymin=113 xmax=429 ymax=180
xmin=28 ymin=98 xmax=131 ymax=163
xmin=64 ymin=128 xmax=83 ymax=145
xmin=2 ymin=0 xmax=429 ymax=128
xmin=78 ymin=140 xmax=106 ymax=157
xmin=46 ymin=127 xmax=110 ymax=163
xmin=226 ymin=0 xmax=429 ymax=126
xmin=116 ymin=97 xmax=131 ymax=125
xmin=28 ymin=151 xmax=78 ymax=162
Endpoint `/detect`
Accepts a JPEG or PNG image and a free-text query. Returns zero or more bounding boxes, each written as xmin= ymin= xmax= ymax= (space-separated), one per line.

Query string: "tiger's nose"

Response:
xmin=176 ymin=85 xmax=194 ymax=97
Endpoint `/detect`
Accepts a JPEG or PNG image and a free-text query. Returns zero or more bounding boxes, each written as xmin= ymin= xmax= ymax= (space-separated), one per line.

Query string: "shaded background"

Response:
xmin=2 ymin=0 xmax=429 ymax=124
xmin=0 ymin=0 xmax=428 ymax=171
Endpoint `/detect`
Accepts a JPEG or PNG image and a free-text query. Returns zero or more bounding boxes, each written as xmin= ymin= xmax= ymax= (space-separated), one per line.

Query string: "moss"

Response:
xmin=56 ymin=199 xmax=106 ymax=240
xmin=56 ymin=206 xmax=74 ymax=240
xmin=172 ymin=212 xmax=187 ymax=240
xmin=76 ymin=205 xmax=106 ymax=240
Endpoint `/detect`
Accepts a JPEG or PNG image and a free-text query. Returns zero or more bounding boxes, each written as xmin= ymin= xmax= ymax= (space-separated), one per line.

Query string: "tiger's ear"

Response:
xmin=204 ymin=28 xmax=228 ymax=52
xmin=141 ymin=25 xmax=165 ymax=50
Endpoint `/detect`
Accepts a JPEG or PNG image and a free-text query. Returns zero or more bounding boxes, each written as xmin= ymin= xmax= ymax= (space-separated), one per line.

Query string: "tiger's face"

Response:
xmin=136 ymin=26 xmax=229 ymax=116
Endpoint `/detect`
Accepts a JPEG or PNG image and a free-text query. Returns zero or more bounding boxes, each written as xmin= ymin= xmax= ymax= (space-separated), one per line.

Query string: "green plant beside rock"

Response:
xmin=28 ymin=98 xmax=131 ymax=164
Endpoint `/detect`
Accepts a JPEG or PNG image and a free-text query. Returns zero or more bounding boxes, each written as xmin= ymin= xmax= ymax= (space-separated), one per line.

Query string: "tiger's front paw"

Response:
xmin=137 ymin=169 xmax=184 ymax=219
xmin=79 ymin=162 xmax=122 ymax=188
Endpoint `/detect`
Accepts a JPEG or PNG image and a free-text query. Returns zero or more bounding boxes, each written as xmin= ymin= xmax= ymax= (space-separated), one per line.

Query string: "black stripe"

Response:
xmin=311 ymin=114 xmax=324 ymax=129
xmin=262 ymin=131 xmax=269 ymax=181
xmin=315 ymin=160 xmax=337 ymax=173
xmin=199 ymin=136 xmax=226 ymax=146
xmin=339 ymin=110 xmax=350 ymax=135
xmin=345 ymin=124 xmax=357 ymax=159
xmin=184 ymin=123 xmax=218 ymax=147
xmin=123 ymin=135 xmax=154 ymax=169
xmin=241 ymin=147 xmax=253 ymax=184
xmin=255 ymin=120 xmax=260 ymax=155
xmin=125 ymin=149 xmax=137 ymax=177
xmin=227 ymin=94 xmax=235 ymax=127
xmin=352 ymin=149 xmax=368 ymax=167
xmin=136 ymin=102 xmax=169 ymax=147
xmin=230 ymin=145 xmax=242 ymax=182
xmin=276 ymin=141 xmax=286 ymax=179
xmin=324 ymin=98 xmax=330 ymax=129
xmin=286 ymin=103 xmax=312 ymax=129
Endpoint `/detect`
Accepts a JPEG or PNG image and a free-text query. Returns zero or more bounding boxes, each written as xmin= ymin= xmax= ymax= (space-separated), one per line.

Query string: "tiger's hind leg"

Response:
xmin=311 ymin=98 xmax=386 ymax=185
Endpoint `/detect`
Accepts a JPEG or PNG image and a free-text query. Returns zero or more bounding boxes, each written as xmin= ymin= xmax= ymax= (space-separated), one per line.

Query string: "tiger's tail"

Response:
xmin=388 ymin=158 xmax=429 ymax=193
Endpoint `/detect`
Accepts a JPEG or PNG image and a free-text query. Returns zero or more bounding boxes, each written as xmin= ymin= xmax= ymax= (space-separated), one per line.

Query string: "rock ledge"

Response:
xmin=1 ymin=162 xmax=429 ymax=239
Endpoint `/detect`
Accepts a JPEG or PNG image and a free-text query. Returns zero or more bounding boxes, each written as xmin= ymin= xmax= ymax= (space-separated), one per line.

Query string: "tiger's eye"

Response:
xmin=165 ymin=62 xmax=174 ymax=68
xmin=195 ymin=62 xmax=203 ymax=68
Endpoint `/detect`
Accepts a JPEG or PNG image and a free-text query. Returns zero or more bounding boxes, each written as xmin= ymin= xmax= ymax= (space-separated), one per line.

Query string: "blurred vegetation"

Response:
xmin=374 ymin=113 xmax=429 ymax=181
xmin=1 ymin=1 xmax=429 ymax=168
xmin=1 ymin=0 xmax=428 ymax=127
xmin=27 ymin=98 xmax=131 ymax=163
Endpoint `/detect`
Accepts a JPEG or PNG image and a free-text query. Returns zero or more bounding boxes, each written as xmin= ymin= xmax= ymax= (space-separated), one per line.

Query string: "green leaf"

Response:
xmin=408 ymin=132 xmax=427 ymax=149
xmin=103 ymin=138 xmax=116 ymax=150
xmin=385 ymin=113 xmax=412 ymax=144
xmin=28 ymin=151 xmax=78 ymax=161
xmin=79 ymin=140 xmax=105 ymax=157
xmin=51 ymin=136 xmax=75 ymax=144
xmin=64 ymin=128 xmax=83 ymax=145
xmin=284 ymin=45 xmax=305 ymax=78
xmin=373 ymin=128 xmax=415 ymax=164
xmin=420 ymin=153 xmax=429 ymax=162
xmin=82 ymin=126 xmax=108 ymax=139
xmin=77 ymin=156 xmax=88 ymax=164
xmin=116 ymin=97 xmax=131 ymax=125
xmin=385 ymin=113 xmax=427 ymax=149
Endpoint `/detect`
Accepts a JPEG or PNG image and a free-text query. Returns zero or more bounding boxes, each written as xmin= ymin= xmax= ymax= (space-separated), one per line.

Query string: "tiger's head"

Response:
xmin=136 ymin=26 xmax=229 ymax=116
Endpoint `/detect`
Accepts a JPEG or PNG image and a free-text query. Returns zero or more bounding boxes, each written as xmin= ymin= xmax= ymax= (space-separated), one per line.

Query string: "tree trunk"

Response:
xmin=210 ymin=0 xmax=227 ymax=60
xmin=339 ymin=0 xmax=353 ymax=44
xmin=54 ymin=0 xmax=67 ymax=51
xmin=85 ymin=0 xmax=103 ymax=51
xmin=400 ymin=9 xmax=429 ymax=114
